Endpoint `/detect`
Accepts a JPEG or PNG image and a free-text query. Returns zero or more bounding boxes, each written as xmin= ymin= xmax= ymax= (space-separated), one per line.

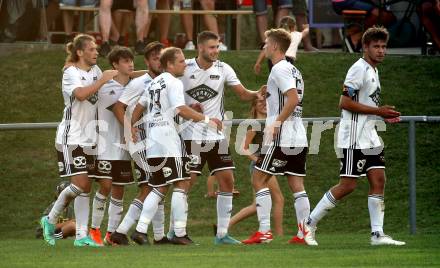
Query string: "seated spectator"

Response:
xmin=0 ymin=0 xmax=28 ymax=43
xmin=331 ymin=0 xmax=395 ymax=52
xmin=59 ymin=0 xmax=97 ymax=42
xmin=417 ymin=0 xmax=440 ymax=52
xmin=99 ymin=0 xmax=150 ymax=56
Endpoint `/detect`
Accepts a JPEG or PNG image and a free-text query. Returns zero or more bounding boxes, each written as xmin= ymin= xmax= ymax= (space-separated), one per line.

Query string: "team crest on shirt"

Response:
xmin=190 ymin=75 xmax=196 ymax=79
xmin=81 ymin=77 xmax=86 ymax=80
xmin=186 ymin=84 xmax=218 ymax=103
xmin=369 ymin=87 xmax=381 ymax=106
xmin=210 ymin=75 xmax=220 ymax=80
xmin=93 ymin=76 xmax=98 ymax=81
xmin=87 ymin=92 xmax=98 ymax=104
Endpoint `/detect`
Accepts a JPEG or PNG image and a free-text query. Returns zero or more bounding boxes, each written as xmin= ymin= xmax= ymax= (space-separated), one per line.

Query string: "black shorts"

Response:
xmin=93 ymin=160 xmax=134 ymax=185
xmin=184 ymin=140 xmax=235 ymax=176
xmin=339 ymin=148 xmax=385 ymax=178
xmin=146 ymin=157 xmax=190 ymax=187
xmin=255 ymin=146 xmax=307 ymax=176
xmin=111 ymin=0 xmax=135 ymax=11
xmin=132 ymin=150 xmax=150 ymax=186
xmin=56 ymin=144 xmax=96 ymax=177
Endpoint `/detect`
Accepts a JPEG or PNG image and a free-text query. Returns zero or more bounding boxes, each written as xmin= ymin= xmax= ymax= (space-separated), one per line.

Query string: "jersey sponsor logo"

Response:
xmin=356 ymin=159 xmax=366 ymax=172
xmin=105 ymin=104 xmax=115 ymax=112
xmin=162 ymin=167 xmax=172 ymax=178
xmin=93 ymin=76 xmax=98 ymax=81
xmin=210 ymin=75 xmax=220 ymax=80
xmin=98 ymin=160 xmax=112 ymax=174
xmin=73 ymin=156 xmax=87 ymax=169
xmin=190 ymin=74 xmax=196 ymax=79
xmin=81 ymin=77 xmax=86 ymax=80
xmin=369 ymin=87 xmax=381 ymax=106
xmin=109 ymin=90 xmax=115 ymax=95
xmin=87 ymin=92 xmax=98 ymax=105
xmin=186 ymin=84 xmax=218 ymax=103
xmin=272 ymin=159 xmax=287 ymax=168
xmin=58 ymin=162 xmax=65 ymax=172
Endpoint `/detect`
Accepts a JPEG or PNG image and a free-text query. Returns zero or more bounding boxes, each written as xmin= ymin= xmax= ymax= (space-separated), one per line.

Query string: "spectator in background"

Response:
xmin=0 ymin=0 xmax=28 ymax=42
xmin=59 ymin=0 xmax=97 ymax=42
xmin=291 ymin=0 xmax=317 ymax=51
xmin=331 ymin=0 xmax=395 ymax=52
xmin=37 ymin=0 xmax=61 ymax=42
xmin=418 ymin=0 xmax=440 ymax=52
xmin=99 ymin=0 xmax=150 ymax=56
xmin=253 ymin=0 xmax=291 ymax=46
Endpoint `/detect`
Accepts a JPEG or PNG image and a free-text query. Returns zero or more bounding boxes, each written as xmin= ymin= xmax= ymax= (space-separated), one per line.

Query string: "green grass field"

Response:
xmin=1 ymin=234 xmax=439 ymax=268
xmin=0 ymin=50 xmax=439 ymax=267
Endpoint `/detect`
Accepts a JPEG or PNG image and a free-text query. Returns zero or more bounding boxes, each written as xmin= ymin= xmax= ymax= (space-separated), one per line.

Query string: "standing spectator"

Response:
xmin=0 ymin=0 xmax=28 ymax=42
xmin=292 ymin=0 xmax=317 ymax=51
xmin=418 ymin=0 xmax=440 ymax=53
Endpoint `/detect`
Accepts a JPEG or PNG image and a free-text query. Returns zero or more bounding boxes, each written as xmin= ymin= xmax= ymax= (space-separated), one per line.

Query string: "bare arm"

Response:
xmin=301 ymin=24 xmax=310 ymax=39
xmin=276 ymin=89 xmax=298 ymax=123
xmin=254 ymin=50 xmax=266 ymax=75
xmin=241 ymin=129 xmax=259 ymax=162
xmin=73 ymin=70 xmax=118 ymax=101
xmin=112 ymin=101 xmax=128 ymax=126
xmin=339 ymin=95 xmax=400 ymax=118
xmin=231 ymin=84 xmax=260 ymax=101
xmin=177 ymin=105 xmax=222 ymax=131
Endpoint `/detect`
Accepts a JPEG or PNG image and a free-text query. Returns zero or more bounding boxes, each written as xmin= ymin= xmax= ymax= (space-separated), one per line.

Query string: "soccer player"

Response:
xmin=40 ymin=34 xmax=118 ymax=247
xmin=242 ymin=28 xmax=310 ymax=244
xmin=179 ymin=31 xmax=261 ymax=245
xmin=110 ymin=42 xmax=170 ymax=245
xmin=130 ymin=47 xmax=222 ymax=245
xmin=88 ymin=47 xmax=137 ymax=246
xmin=303 ymin=26 xmax=405 ymax=246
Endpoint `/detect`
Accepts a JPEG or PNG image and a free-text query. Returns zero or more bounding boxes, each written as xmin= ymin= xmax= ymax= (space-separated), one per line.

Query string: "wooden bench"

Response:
xmin=56 ymin=5 xmax=253 ymax=50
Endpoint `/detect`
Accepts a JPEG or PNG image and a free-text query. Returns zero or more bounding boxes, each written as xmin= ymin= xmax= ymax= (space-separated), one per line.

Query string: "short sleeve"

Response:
xmin=62 ymin=67 xmax=83 ymax=96
xmin=119 ymin=78 xmax=142 ymax=105
xmin=137 ymin=90 xmax=149 ymax=107
xmin=223 ymin=63 xmax=241 ymax=86
xmin=343 ymin=64 xmax=364 ymax=96
xmin=168 ymin=79 xmax=185 ymax=109
xmin=274 ymin=63 xmax=296 ymax=94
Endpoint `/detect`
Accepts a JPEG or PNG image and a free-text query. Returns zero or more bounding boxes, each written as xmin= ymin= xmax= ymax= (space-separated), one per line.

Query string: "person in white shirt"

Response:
xmin=129 ymin=47 xmax=222 ymax=245
xmin=87 ymin=46 xmax=137 ymax=246
xmin=110 ymin=42 xmax=172 ymax=246
xmin=40 ymin=34 xmax=118 ymax=247
xmin=180 ymin=31 xmax=262 ymax=245
xmin=243 ymin=28 xmax=310 ymax=245
xmin=303 ymin=26 xmax=405 ymax=246
xmin=254 ymin=16 xmax=310 ymax=75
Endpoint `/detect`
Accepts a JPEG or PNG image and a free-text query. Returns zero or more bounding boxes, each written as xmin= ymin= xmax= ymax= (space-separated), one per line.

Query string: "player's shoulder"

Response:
xmin=130 ymin=73 xmax=153 ymax=87
xmin=349 ymin=58 xmax=369 ymax=73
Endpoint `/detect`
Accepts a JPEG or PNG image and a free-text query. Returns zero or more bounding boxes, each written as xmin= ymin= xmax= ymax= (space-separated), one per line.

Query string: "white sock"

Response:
xmin=168 ymin=203 xmax=174 ymax=236
xmin=74 ymin=192 xmax=90 ymax=240
xmin=293 ymin=191 xmax=310 ymax=238
xmin=217 ymin=192 xmax=233 ymax=238
xmin=91 ymin=191 xmax=107 ymax=229
xmin=107 ymin=197 xmax=123 ymax=233
xmin=152 ymin=201 xmax=165 ymax=241
xmin=116 ymin=198 xmax=143 ymax=235
xmin=172 ymin=188 xmax=188 ymax=237
xmin=368 ymin=194 xmax=384 ymax=234
xmin=308 ymin=191 xmax=337 ymax=227
xmin=255 ymin=188 xmax=271 ymax=233
xmin=48 ymin=184 xmax=82 ymax=224
xmin=136 ymin=189 xmax=164 ymax=234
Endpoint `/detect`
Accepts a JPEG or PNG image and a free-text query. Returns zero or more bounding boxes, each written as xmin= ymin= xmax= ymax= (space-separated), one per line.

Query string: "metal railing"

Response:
xmin=1 ymin=115 xmax=440 ymax=234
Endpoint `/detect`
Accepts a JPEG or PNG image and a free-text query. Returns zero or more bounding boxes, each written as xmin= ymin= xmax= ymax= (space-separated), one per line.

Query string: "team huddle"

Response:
xmin=40 ymin=27 xmax=405 ymax=248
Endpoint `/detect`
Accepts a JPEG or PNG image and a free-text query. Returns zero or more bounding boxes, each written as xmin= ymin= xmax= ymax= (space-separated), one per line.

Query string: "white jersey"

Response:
xmin=265 ymin=59 xmax=308 ymax=147
xmin=286 ymin=31 xmax=302 ymax=60
xmin=138 ymin=72 xmax=186 ymax=158
xmin=118 ymin=73 xmax=154 ymax=155
xmin=55 ymin=65 xmax=102 ymax=146
xmin=96 ymin=79 xmax=130 ymax=160
xmin=337 ymin=58 xmax=382 ymax=149
xmin=180 ymin=58 xmax=241 ymax=141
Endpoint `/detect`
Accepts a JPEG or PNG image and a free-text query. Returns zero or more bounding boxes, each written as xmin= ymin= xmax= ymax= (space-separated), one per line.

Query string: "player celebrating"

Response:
xmin=88 ymin=47 xmax=136 ymax=246
xmin=242 ymin=28 xmax=310 ymax=244
xmin=303 ymin=26 xmax=405 ymax=246
xmin=179 ymin=31 xmax=261 ymax=245
xmin=129 ymin=47 xmax=222 ymax=245
xmin=110 ymin=42 xmax=170 ymax=245
xmin=40 ymin=34 xmax=117 ymax=247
